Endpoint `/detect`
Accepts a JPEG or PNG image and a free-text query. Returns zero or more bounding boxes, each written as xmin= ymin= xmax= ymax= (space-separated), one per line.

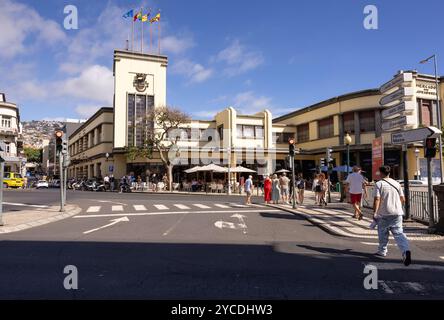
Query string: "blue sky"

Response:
xmin=1 ymin=0 xmax=443 ymax=121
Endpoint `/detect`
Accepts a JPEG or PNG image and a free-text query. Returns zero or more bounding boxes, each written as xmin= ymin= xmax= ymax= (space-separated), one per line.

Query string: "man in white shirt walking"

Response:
xmin=373 ymin=165 xmax=411 ymax=266
xmin=345 ymin=166 xmax=367 ymax=220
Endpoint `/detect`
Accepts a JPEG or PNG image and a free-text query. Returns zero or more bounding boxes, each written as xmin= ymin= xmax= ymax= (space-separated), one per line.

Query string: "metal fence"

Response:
xmin=364 ymin=186 xmax=440 ymax=225
xmin=409 ymin=191 xmax=439 ymax=224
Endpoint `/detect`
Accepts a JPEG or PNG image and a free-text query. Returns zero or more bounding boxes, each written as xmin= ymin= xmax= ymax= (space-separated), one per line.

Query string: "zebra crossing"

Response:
xmin=84 ymin=202 xmax=267 ymax=214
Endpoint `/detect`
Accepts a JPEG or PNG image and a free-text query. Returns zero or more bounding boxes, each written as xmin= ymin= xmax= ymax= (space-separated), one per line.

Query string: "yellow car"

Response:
xmin=3 ymin=172 xmax=24 ymax=188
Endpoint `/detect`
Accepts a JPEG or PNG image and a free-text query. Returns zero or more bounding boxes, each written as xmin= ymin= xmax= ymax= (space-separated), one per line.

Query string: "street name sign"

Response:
xmin=381 ymin=101 xmax=415 ymax=120
xmin=379 ymin=72 xmax=413 ymax=94
xmin=379 ymin=87 xmax=414 ymax=106
xmin=381 ymin=115 xmax=416 ymax=132
xmin=391 ymin=126 xmax=442 ymax=145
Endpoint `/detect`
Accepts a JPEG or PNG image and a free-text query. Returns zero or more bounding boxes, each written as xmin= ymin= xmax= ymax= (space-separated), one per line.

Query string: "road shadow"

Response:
xmin=259 ymin=212 xmax=306 ymax=221
xmin=0 ymin=240 xmax=443 ymax=299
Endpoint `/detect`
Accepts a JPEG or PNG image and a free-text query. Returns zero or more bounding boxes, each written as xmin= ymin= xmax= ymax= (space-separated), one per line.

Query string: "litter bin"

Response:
xmin=336 ymin=182 xmax=341 ymax=193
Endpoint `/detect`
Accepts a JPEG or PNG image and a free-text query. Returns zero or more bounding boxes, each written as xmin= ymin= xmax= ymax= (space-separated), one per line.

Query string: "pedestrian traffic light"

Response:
xmin=326 ymin=148 xmax=333 ymax=163
xmin=288 ymin=137 xmax=295 ymax=157
xmin=55 ymin=130 xmax=63 ymax=154
xmin=320 ymin=158 xmax=325 ymax=166
xmin=425 ymin=138 xmax=437 ymax=158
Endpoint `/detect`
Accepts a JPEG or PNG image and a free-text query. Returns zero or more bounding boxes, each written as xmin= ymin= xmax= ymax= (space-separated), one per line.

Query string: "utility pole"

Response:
xmin=326 ymin=148 xmax=333 ymax=203
xmin=289 ymin=138 xmax=297 ymax=209
xmin=0 ymin=160 xmax=4 ymax=226
xmin=425 ymin=138 xmax=437 ymax=232
xmin=402 ymin=144 xmax=411 ymax=220
xmin=55 ymin=130 xmax=65 ymax=212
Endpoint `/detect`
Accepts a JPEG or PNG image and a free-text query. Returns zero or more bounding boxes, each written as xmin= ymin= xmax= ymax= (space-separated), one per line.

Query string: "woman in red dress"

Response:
xmin=264 ymin=175 xmax=272 ymax=204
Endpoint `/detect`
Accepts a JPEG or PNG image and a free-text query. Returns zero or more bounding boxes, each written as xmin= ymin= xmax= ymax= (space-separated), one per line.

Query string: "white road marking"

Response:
xmin=83 ymin=217 xmax=129 ymax=234
xmin=97 ymin=200 xmax=127 ymax=206
xmin=112 ymin=205 xmax=124 ymax=212
xmin=163 ymin=213 xmax=188 ymax=236
xmin=231 ymin=214 xmax=248 ymax=234
xmin=153 ymin=204 xmax=168 ymax=210
xmin=214 ymin=204 xmax=230 ymax=209
xmin=134 ymin=205 xmax=148 ymax=211
xmin=214 ymin=221 xmax=244 ymax=230
xmin=361 ymin=242 xmax=395 ymax=246
xmin=405 ymin=282 xmax=426 ymax=292
xmin=193 ymin=204 xmax=211 ymax=209
xmin=378 ymin=281 xmax=394 ymax=294
xmin=73 ymin=209 xmax=281 ymax=219
xmin=174 ymin=204 xmax=190 ymax=210
xmin=86 ymin=206 xmax=101 ymax=213
xmin=3 ymin=202 xmax=49 ymax=208
xmin=230 ymin=203 xmax=249 ymax=208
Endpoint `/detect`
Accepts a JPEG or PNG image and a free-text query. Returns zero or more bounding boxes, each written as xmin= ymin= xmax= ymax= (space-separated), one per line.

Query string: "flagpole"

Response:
xmin=150 ymin=22 xmax=153 ymax=53
xmin=158 ymin=17 xmax=161 ymax=55
xmin=141 ymin=8 xmax=143 ymax=53
xmin=131 ymin=20 xmax=134 ymax=51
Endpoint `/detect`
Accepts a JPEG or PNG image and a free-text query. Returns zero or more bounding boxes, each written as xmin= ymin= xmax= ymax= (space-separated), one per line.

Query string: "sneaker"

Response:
xmin=403 ymin=250 xmax=412 ymax=266
xmin=375 ymin=251 xmax=387 ymax=257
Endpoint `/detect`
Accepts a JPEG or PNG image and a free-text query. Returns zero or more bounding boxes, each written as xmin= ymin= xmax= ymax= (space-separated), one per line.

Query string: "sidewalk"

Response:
xmin=268 ymin=190 xmax=444 ymax=242
xmin=0 ymin=204 xmax=81 ymax=234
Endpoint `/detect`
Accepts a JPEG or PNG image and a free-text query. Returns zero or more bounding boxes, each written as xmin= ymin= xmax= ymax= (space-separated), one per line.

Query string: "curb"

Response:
xmin=267 ymin=204 xmax=350 ymax=238
xmin=0 ymin=205 xmax=82 ymax=234
xmin=267 ymin=204 xmax=444 ymax=242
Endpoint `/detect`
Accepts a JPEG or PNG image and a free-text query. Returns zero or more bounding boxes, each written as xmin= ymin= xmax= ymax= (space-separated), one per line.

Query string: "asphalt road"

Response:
xmin=1 ymin=189 xmax=444 ymax=299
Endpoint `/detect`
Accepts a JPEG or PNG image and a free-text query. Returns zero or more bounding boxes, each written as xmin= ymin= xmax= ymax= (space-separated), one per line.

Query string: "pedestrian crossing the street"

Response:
xmin=84 ymin=203 xmax=266 ymax=214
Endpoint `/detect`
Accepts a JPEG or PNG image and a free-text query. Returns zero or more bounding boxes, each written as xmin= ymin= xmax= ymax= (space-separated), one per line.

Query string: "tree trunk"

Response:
xmin=167 ymin=164 xmax=173 ymax=192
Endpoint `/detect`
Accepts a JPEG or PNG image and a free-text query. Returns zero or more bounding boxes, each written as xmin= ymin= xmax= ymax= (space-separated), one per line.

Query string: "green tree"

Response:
xmin=24 ymin=147 xmax=42 ymax=163
xmin=127 ymin=106 xmax=190 ymax=191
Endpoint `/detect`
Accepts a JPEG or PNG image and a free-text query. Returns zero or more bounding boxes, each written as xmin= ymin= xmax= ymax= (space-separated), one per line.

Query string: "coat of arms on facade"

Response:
xmin=133 ymin=73 xmax=149 ymax=92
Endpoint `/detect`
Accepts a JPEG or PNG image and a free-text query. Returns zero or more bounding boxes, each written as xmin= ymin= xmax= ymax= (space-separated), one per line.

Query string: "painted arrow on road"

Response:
xmin=214 ymin=214 xmax=247 ymax=234
xmin=83 ymin=216 xmax=129 ymax=234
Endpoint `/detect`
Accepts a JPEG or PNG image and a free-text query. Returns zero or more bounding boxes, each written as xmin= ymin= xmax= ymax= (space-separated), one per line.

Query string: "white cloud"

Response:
xmin=57 ymin=65 xmax=114 ymax=104
xmin=162 ymin=35 xmax=195 ymax=54
xmin=0 ymin=0 xmax=66 ymax=59
xmin=215 ymin=40 xmax=264 ymax=76
xmin=191 ymin=110 xmax=218 ymax=119
xmin=172 ymin=59 xmax=213 ymax=84
xmin=75 ymin=105 xmax=101 ymax=118
xmin=234 ymin=91 xmax=272 ymax=114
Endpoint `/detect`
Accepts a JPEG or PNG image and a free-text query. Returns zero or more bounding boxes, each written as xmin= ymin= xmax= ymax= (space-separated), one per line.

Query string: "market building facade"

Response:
xmin=68 ymin=49 xmax=444 ymax=184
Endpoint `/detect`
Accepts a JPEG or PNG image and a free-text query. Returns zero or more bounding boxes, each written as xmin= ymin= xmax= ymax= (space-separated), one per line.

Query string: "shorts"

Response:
xmin=246 ymin=190 xmax=252 ymax=196
xmin=281 ymin=188 xmax=289 ymax=196
xmin=350 ymin=193 xmax=362 ymax=204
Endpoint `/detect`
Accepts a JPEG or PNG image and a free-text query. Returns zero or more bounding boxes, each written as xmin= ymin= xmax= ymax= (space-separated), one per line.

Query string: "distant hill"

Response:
xmin=21 ymin=120 xmax=65 ymax=149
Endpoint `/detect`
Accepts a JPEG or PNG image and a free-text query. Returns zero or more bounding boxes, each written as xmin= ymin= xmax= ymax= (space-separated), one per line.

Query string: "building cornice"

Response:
xmin=273 ymin=89 xmax=381 ymax=123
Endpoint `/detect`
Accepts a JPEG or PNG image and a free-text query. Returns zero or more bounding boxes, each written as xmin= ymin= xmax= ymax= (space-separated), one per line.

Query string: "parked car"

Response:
xmin=50 ymin=179 xmax=61 ymax=188
xmin=3 ymin=172 xmax=24 ymax=188
xmin=36 ymin=180 xmax=49 ymax=189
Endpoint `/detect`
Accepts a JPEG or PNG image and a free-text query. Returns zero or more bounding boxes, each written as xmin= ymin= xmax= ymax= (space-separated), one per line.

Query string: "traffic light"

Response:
xmin=288 ymin=137 xmax=295 ymax=157
xmin=62 ymin=140 xmax=68 ymax=154
xmin=320 ymin=158 xmax=325 ymax=167
xmin=326 ymin=148 xmax=333 ymax=163
xmin=55 ymin=130 xmax=63 ymax=154
xmin=425 ymin=138 xmax=437 ymax=158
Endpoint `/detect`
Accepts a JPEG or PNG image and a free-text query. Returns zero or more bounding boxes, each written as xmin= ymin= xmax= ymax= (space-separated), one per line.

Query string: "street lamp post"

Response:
xmin=420 ymin=54 xmax=443 ymax=183
xmin=415 ymin=148 xmax=421 ymax=180
xmin=344 ymin=132 xmax=352 ymax=179
xmin=227 ymin=146 xmax=231 ymax=195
